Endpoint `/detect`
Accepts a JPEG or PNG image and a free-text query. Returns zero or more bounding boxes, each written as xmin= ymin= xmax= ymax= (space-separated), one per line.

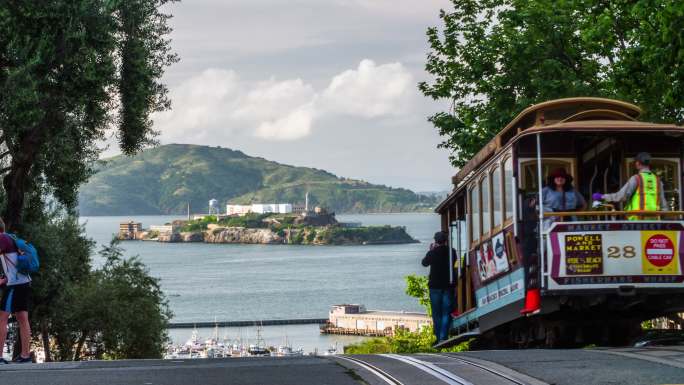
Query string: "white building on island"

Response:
xmin=226 ymin=203 xmax=293 ymax=216
xmin=226 ymin=204 xmax=252 ymax=216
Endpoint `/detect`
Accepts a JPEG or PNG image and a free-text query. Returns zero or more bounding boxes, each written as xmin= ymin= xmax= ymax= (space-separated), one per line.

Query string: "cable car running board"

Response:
xmin=433 ymin=330 xmax=481 ymax=350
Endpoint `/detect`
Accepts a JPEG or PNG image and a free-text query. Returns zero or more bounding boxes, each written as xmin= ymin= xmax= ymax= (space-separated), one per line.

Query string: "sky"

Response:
xmin=142 ymin=0 xmax=456 ymax=192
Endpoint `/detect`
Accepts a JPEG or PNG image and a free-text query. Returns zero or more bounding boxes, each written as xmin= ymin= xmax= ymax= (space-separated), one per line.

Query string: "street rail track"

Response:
xmin=381 ymin=354 xmax=474 ymax=385
xmin=429 ymin=353 xmax=531 ymax=385
xmin=338 ymin=353 xmax=543 ymax=385
xmin=335 ymin=355 xmax=406 ymax=385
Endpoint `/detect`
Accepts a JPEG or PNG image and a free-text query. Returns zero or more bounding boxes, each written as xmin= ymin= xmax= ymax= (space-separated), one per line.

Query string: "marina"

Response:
xmin=165 ymin=324 xmax=340 ymax=358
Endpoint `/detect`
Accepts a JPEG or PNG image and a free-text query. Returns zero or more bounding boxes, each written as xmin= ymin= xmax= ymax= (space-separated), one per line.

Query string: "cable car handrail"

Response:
xmin=543 ymin=210 xmax=684 ymax=217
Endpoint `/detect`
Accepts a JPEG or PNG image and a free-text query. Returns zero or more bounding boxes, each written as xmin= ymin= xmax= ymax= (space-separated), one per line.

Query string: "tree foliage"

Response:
xmin=420 ymin=0 xmax=684 ymax=167
xmin=405 ymin=274 xmax=431 ymax=316
xmin=0 ymin=0 xmax=177 ymax=229
xmin=33 ymin=228 xmax=171 ymax=361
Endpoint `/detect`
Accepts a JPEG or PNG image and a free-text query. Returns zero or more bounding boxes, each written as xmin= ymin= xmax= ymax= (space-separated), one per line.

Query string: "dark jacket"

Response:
xmin=421 ymin=245 xmax=457 ymax=289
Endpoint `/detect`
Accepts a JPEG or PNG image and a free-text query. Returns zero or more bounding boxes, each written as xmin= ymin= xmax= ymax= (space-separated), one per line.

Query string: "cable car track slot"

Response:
xmin=335 ymin=355 xmax=406 ymax=385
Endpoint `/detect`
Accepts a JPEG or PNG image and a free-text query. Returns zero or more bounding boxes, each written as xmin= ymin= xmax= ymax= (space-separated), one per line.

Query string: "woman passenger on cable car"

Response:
xmin=542 ymin=168 xmax=587 ymax=228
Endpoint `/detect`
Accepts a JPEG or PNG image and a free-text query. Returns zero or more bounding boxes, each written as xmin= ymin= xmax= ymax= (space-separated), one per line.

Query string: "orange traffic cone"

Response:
xmin=520 ymin=288 xmax=541 ymax=315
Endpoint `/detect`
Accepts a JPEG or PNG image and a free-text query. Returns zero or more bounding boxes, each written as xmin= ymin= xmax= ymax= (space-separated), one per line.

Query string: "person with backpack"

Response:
xmin=0 ymin=219 xmax=35 ymax=363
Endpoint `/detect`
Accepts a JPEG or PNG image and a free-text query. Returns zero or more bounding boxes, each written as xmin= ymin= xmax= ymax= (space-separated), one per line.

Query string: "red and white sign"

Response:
xmin=645 ymin=234 xmax=674 ymax=267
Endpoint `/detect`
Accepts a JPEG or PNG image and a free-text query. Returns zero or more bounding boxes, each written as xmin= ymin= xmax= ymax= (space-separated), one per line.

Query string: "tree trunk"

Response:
xmin=2 ymin=124 xmax=45 ymax=231
xmin=73 ymin=331 xmax=88 ymax=361
xmin=2 ymin=164 xmax=29 ymax=232
xmin=41 ymin=321 xmax=51 ymax=362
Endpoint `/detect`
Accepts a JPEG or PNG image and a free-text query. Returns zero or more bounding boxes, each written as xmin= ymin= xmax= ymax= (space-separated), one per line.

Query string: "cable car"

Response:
xmin=436 ymin=97 xmax=684 ymax=347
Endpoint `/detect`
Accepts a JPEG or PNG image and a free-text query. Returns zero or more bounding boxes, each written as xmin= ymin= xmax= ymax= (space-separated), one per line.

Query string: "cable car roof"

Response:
xmin=436 ymin=97 xmax=684 ymax=213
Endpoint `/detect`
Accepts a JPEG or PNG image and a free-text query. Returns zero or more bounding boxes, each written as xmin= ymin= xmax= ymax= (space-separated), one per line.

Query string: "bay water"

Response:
xmin=80 ymin=213 xmax=439 ymax=353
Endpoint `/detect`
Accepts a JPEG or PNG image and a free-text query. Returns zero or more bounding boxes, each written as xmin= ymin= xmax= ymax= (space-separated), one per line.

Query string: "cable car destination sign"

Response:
xmin=546 ymin=222 xmax=684 ymax=290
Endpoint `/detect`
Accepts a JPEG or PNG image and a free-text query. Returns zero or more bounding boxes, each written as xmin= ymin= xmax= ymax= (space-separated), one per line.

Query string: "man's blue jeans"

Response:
xmin=429 ymin=288 xmax=454 ymax=342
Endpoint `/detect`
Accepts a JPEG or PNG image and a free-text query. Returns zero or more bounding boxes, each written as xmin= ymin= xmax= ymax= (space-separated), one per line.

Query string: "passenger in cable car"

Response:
xmin=592 ymin=152 xmax=668 ymax=220
xmin=542 ymin=168 xmax=587 ymax=228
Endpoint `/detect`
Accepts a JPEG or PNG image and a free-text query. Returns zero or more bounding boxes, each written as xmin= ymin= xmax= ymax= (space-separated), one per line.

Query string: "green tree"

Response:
xmin=0 ymin=0 xmax=177 ymax=229
xmin=405 ymin=274 xmax=431 ymax=316
xmin=56 ymin=239 xmax=172 ymax=360
xmin=420 ymin=0 xmax=684 ymax=167
xmin=21 ymin=209 xmax=93 ymax=362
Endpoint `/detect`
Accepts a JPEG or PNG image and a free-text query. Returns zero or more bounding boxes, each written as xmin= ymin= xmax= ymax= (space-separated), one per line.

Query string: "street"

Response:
xmin=2 ymin=347 xmax=683 ymax=385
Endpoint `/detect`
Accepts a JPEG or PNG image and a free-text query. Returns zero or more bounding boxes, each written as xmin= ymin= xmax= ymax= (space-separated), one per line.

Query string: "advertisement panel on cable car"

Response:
xmin=546 ymin=221 xmax=684 ymax=290
xmin=476 ymin=232 xmax=510 ymax=282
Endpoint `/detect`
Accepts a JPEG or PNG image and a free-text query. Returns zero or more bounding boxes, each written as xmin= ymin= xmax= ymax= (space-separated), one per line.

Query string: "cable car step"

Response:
xmin=433 ymin=329 xmax=481 ymax=349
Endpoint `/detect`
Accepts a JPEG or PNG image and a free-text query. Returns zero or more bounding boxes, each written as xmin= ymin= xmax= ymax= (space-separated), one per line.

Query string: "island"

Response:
xmin=117 ymin=209 xmax=418 ymax=246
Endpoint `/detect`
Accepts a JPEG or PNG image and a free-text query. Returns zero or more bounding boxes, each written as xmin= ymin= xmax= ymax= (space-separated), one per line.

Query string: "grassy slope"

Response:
xmin=78 ymin=144 xmax=437 ymax=215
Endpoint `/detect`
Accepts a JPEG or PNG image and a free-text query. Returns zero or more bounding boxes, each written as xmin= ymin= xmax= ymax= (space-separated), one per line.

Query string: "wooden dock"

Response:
xmin=168 ymin=318 xmax=327 ymax=329
xmin=319 ymin=323 xmax=393 ymax=337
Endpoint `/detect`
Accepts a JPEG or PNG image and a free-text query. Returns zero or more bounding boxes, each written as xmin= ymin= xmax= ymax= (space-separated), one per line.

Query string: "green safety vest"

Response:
xmin=626 ymin=171 xmax=660 ymax=220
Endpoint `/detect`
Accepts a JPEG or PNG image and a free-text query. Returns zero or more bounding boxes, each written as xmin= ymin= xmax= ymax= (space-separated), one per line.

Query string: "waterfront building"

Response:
xmin=231 ymin=203 xmax=294 ymax=215
xmin=118 ymin=221 xmax=143 ymax=240
xmin=277 ymin=203 xmax=293 ymax=213
xmin=226 ymin=204 xmax=252 ymax=216
xmin=150 ymin=224 xmax=180 ymax=234
xmin=322 ymin=304 xmax=431 ymax=336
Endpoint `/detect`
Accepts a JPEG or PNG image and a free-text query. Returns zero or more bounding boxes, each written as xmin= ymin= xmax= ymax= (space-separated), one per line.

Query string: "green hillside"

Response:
xmin=78 ymin=144 xmax=439 ymax=215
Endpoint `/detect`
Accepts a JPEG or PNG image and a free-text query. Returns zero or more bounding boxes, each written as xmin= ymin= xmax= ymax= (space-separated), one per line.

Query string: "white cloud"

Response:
xmin=154 ymin=59 xmax=416 ymax=142
xmin=231 ymin=78 xmax=315 ymax=122
xmin=255 ymin=103 xmax=315 ymax=140
xmin=153 ymin=69 xmax=241 ymax=142
xmin=321 ymin=59 xmax=414 ymax=118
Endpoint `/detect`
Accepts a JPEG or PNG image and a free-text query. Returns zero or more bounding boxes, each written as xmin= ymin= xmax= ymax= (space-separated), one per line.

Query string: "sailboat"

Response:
xmin=247 ymin=323 xmax=270 ymax=356
xmin=275 ymin=336 xmax=304 ymax=357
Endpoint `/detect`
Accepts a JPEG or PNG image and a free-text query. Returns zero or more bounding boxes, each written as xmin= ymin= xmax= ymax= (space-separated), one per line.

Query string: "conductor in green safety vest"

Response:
xmin=592 ymin=152 xmax=668 ymax=220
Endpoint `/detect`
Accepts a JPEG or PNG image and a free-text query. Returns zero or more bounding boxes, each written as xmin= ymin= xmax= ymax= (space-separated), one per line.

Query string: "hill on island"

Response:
xmin=78 ymin=144 xmax=439 ymax=215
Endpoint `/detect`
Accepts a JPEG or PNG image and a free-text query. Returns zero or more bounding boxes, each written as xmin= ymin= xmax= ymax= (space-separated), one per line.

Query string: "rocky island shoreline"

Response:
xmin=118 ymin=211 xmax=418 ymax=246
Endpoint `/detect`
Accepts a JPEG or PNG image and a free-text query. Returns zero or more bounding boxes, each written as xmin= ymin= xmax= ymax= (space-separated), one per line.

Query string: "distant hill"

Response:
xmin=78 ymin=144 xmax=439 ymax=215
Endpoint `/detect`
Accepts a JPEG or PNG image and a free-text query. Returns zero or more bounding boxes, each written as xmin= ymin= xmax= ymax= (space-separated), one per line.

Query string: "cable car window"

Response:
xmin=469 ymin=186 xmax=480 ymax=243
xmin=481 ymin=175 xmax=490 ymax=235
xmin=520 ymin=159 xmax=574 ymax=192
xmin=504 ymin=157 xmax=514 ymax=220
xmin=625 ymin=158 xmax=680 ymax=210
xmin=492 ymin=166 xmax=502 ymax=228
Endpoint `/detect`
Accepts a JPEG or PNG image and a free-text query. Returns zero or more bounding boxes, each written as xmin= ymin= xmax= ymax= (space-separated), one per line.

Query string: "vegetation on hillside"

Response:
xmin=421 ymin=0 xmax=684 ymax=167
xmin=78 ymin=144 xmax=439 ymax=215
xmin=180 ymin=214 xmax=272 ymax=232
xmin=176 ymin=214 xmax=417 ymax=245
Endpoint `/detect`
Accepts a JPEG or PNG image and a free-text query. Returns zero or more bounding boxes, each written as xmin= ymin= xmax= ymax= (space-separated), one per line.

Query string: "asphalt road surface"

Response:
xmin=1 ymin=347 xmax=683 ymax=385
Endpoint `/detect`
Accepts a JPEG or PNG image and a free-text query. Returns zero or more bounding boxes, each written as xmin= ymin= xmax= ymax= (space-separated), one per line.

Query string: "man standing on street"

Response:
xmin=422 ymin=231 xmax=456 ymax=343
xmin=0 ymin=219 xmax=33 ymax=363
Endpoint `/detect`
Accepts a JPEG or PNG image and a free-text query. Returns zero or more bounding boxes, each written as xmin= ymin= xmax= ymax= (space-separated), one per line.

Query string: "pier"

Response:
xmin=321 ymin=304 xmax=431 ymax=337
xmin=168 ymin=318 xmax=327 ymax=329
